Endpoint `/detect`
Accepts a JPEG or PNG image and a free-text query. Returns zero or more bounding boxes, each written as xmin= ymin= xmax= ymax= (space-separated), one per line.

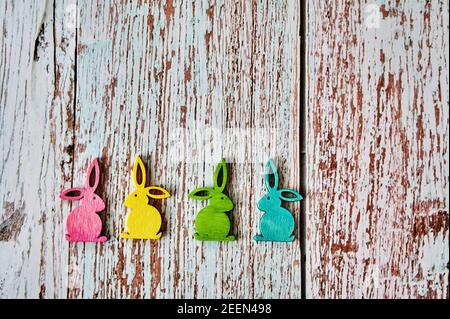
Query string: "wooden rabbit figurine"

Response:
xmin=120 ymin=156 xmax=170 ymax=240
xmin=60 ymin=158 xmax=107 ymax=243
xmin=254 ymin=159 xmax=303 ymax=242
xmin=189 ymin=159 xmax=235 ymax=241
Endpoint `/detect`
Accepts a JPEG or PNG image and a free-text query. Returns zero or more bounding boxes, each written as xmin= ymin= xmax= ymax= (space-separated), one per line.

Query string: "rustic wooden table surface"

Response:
xmin=0 ymin=0 xmax=448 ymax=299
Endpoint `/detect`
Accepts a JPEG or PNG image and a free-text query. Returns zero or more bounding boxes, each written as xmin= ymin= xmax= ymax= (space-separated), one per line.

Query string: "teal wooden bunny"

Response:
xmin=189 ymin=159 xmax=235 ymax=241
xmin=254 ymin=159 xmax=303 ymax=242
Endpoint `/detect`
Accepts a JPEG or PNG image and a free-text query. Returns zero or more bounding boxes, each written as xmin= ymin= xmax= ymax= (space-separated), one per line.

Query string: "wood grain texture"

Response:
xmin=0 ymin=0 xmax=300 ymax=298
xmin=305 ymin=0 xmax=449 ymax=298
xmin=0 ymin=0 xmax=76 ymax=298
xmin=2 ymin=0 xmax=448 ymax=299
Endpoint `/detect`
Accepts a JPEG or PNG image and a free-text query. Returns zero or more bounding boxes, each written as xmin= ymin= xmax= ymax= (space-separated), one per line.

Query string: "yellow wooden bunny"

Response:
xmin=120 ymin=156 xmax=170 ymax=240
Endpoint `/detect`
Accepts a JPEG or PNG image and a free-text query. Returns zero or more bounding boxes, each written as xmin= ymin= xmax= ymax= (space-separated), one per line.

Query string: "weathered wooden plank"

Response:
xmin=70 ymin=0 xmax=300 ymax=298
xmin=251 ymin=0 xmax=301 ymax=298
xmin=305 ymin=0 xmax=449 ymax=298
xmin=0 ymin=0 xmax=75 ymax=298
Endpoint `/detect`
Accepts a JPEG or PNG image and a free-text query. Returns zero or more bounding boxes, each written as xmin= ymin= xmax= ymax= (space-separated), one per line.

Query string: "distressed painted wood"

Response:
xmin=0 ymin=0 xmax=76 ymax=298
xmin=305 ymin=0 xmax=449 ymax=298
xmin=4 ymin=0 xmax=447 ymax=300
xmin=68 ymin=0 xmax=301 ymax=299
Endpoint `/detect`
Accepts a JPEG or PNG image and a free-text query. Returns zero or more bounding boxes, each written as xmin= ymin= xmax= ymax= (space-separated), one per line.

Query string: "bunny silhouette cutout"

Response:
xmin=120 ymin=156 xmax=170 ymax=240
xmin=254 ymin=160 xmax=303 ymax=242
xmin=189 ymin=159 xmax=235 ymax=241
xmin=60 ymin=158 xmax=107 ymax=243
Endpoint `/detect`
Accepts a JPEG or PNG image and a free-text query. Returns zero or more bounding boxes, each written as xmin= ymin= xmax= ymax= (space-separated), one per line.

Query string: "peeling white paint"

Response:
xmin=306 ymin=0 xmax=449 ymax=298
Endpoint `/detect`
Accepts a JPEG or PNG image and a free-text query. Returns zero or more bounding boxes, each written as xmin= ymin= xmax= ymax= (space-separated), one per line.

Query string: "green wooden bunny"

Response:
xmin=189 ymin=159 xmax=235 ymax=241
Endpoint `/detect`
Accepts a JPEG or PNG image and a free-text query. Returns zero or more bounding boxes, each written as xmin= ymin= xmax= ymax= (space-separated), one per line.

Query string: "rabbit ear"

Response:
xmin=213 ymin=159 xmax=228 ymax=193
xmin=133 ymin=156 xmax=147 ymax=189
xmin=86 ymin=158 xmax=100 ymax=191
xmin=278 ymin=189 xmax=303 ymax=202
xmin=60 ymin=187 xmax=85 ymax=201
xmin=147 ymin=186 xmax=171 ymax=199
xmin=189 ymin=187 xmax=215 ymax=200
xmin=264 ymin=159 xmax=279 ymax=192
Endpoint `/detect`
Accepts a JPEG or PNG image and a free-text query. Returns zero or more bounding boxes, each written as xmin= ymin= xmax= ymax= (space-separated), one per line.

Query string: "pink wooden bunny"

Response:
xmin=60 ymin=158 xmax=107 ymax=242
